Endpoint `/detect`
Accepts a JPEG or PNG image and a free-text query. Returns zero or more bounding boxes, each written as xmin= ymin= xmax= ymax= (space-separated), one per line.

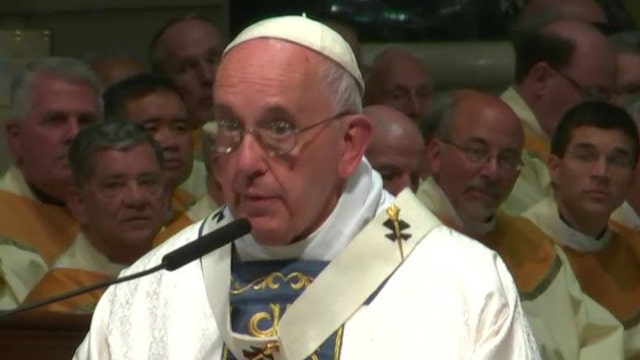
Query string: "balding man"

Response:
xmin=501 ymin=16 xmax=617 ymax=214
xmin=149 ymin=15 xmax=224 ymax=129
xmin=364 ymin=105 xmax=424 ymax=195
xmin=364 ymin=46 xmax=433 ymax=122
xmin=419 ymin=90 xmax=623 ymax=359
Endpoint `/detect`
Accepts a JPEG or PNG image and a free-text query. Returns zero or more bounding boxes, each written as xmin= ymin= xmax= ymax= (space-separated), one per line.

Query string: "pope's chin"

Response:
xmin=245 ymin=216 xmax=294 ymax=246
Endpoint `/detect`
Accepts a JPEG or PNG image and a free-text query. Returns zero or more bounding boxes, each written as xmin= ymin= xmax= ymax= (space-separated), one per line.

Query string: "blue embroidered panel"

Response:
xmin=221 ymin=258 xmax=344 ymax=360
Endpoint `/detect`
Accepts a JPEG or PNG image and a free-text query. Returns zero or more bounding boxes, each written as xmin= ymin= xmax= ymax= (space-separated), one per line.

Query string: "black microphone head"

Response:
xmin=161 ymin=218 xmax=251 ymax=271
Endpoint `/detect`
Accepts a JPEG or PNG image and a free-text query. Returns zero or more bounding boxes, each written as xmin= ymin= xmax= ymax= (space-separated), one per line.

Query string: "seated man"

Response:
xmin=364 ymin=105 xmax=424 ymax=195
xmin=419 ymin=89 xmax=623 ymax=359
xmin=103 ymin=73 xmax=207 ymax=217
xmin=149 ymin=14 xmax=225 ymax=157
xmin=0 ymin=58 xmax=102 ymax=308
xmin=363 ymin=46 xmax=434 ymax=122
xmin=75 ymin=16 xmax=538 ymax=359
xmin=501 ymin=14 xmax=616 ymax=214
xmin=23 ymin=121 xmax=166 ymax=312
xmin=524 ymin=101 xmax=640 ymax=357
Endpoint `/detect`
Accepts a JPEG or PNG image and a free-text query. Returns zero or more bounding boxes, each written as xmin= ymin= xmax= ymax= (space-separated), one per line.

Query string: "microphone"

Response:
xmin=0 ymin=218 xmax=251 ymax=320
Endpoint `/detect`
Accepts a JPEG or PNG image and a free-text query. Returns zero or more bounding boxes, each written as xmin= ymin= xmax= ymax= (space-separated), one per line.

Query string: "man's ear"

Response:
xmin=427 ymin=138 xmax=442 ymax=175
xmin=338 ymin=114 xmax=372 ymax=178
xmin=547 ymin=154 xmax=561 ymax=186
xmin=5 ymin=120 xmax=22 ymax=161
xmin=66 ymin=186 xmax=87 ymax=225
xmin=529 ymin=62 xmax=555 ymax=98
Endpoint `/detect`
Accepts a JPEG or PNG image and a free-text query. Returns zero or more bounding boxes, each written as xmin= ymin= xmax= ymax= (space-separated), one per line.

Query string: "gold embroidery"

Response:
xmin=245 ymin=342 xmax=280 ymax=360
xmin=248 ymin=303 xmax=282 ymax=337
xmin=231 ymin=272 xmax=315 ymax=294
xmin=386 ymin=204 xmax=405 ymax=260
xmin=220 ymin=325 xmax=344 ymax=360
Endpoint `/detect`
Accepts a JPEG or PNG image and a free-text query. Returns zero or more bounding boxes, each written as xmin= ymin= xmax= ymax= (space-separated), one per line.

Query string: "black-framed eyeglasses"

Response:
xmin=203 ymin=111 xmax=352 ymax=156
xmin=439 ymin=138 xmax=523 ymax=173
xmin=552 ymin=68 xmax=613 ymax=102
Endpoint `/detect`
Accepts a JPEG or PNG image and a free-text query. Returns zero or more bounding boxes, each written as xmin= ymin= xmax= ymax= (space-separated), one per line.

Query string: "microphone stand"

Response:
xmin=0 ymin=217 xmax=251 ymax=321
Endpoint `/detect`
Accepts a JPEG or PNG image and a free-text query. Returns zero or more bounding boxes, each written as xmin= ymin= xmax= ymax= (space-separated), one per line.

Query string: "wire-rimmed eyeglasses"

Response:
xmin=203 ymin=111 xmax=352 ymax=156
xmin=439 ymin=138 xmax=523 ymax=173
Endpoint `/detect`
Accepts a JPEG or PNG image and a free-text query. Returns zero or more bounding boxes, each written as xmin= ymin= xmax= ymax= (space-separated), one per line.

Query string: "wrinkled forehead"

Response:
xmin=214 ymin=39 xmax=333 ymax=115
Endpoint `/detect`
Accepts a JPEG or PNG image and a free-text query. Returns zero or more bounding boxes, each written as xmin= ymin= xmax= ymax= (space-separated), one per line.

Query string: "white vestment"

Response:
xmin=75 ymin=161 xmax=539 ymax=360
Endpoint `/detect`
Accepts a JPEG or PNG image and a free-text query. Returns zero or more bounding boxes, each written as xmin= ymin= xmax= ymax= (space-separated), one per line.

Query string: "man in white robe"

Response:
xmin=523 ymin=101 xmax=640 ymax=358
xmin=75 ymin=15 xmax=540 ymax=360
xmin=418 ymin=89 xmax=624 ymax=359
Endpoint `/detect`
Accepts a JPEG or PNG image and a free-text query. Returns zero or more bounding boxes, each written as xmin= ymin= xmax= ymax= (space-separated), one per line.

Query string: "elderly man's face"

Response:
xmin=430 ymin=97 xmax=523 ymax=223
xmin=122 ymin=89 xmax=193 ymax=190
xmin=213 ymin=40 xmax=366 ymax=245
xmin=69 ymin=144 xmax=165 ymax=264
xmin=380 ymin=62 xmax=432 ymax=122
xmin=550 ymin=126 xmax=635 ymax=221
xmin=156 ymin=19 xmax=224 ymax=126
xmin=6 ymin=74 xmax=100 ymax=201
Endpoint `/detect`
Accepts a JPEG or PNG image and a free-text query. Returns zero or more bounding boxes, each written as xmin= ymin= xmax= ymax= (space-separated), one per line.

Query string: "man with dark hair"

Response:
xmin=23 ymin=121 xmax=166 ymax=311
xmin=501 ymin=14 xmax=617 ymax=214
xmin=0 ymin=57 xmax=102 ymax=308
xmin=103 ymin=73 xmax=206 ymax=219
xmin=149 ymin=14 xmax=224 ymax=130
xmin=419 ymin=90 xmax=622 ymax=359
xmin=524 ymin=101 xmax=640 ymax=357
xmin=77 ymin=15 xmax=538 ymax=359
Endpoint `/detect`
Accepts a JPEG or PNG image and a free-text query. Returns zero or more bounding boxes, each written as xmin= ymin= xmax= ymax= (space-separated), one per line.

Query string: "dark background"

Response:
xmin=230 ymin=0 xmax=637 ymax=42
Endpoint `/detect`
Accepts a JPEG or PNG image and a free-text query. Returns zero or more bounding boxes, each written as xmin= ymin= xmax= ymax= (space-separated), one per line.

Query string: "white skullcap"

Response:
xmin=224 ymin=15 xmax=364 ymax=94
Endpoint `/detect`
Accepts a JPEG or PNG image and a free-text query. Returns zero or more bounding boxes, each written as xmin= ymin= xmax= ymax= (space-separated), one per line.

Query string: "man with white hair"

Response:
xmin=0 ymin=57 xmax=102 ymax=308
xmin=75 ymin=16 xmax=539 ymax=359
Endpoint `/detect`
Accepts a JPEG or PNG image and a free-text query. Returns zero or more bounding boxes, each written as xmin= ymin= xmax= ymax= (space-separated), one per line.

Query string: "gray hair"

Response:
xmin=319 ymin=59 xmax=362 ymax=114
xmin=10 ymin=57 xmax=103 ymax=121
xmin=69 ymin=120 xmax=164 ymax=188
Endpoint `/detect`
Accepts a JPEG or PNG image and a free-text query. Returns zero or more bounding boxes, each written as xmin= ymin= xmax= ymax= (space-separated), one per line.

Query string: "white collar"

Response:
xmin=53 ymin=231 xmax=127 ymax=276
xmin=612 ymin=201 xmax=640 ymax=231
xmin=418 ymin=177 xmax=495 ymax=237
xmin=232 ymin=159 xmax=392 ymax=261
xmin=556 ymin=213 xmax=612 ymax=252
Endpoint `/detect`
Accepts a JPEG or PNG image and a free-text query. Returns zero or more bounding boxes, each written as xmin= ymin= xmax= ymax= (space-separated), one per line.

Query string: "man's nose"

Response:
xmin=234 ymin=132 xmax=268 ymax=185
